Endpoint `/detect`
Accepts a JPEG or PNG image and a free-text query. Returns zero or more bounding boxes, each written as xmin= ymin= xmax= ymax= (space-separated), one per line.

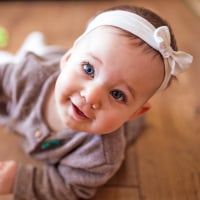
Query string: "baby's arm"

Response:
xmin=0 ymin=160 xmax=17 ymax=194
xmin=12 ymin=132 xmax=126 ymax=200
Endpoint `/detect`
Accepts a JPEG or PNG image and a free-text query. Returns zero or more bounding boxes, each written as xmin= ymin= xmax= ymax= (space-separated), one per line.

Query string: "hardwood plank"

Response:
xmin=94 ymin=187 xmax=140 ymax=200
xmin=184 ymin=0 xmax=200 ymax=18
xmin=135 ymin=123 xmax=200 ymax=200
xmin=107 ymin=147 xmax=139 ymax=187
xmin=0 ymin=195 xmax=12 ymax=200
xmin=0 ymin=125 xmax=41 ymax=166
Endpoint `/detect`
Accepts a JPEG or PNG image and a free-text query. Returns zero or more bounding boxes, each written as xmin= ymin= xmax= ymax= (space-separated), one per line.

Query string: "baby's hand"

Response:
xmin=0 ymin=160 xmax=17 ymax=194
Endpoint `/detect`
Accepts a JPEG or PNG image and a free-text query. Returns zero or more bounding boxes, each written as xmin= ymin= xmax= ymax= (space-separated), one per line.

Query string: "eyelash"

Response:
xmin=82 ymin=61 xmax=95 ymax=78
xmin=110 ymin=90 xmax=127 ymax=103
xmin=81 ymin=61 xmax=128 ymax=104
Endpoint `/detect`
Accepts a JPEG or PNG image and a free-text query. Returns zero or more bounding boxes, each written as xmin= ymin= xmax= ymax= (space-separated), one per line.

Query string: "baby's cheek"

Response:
xmin=103 ymin=116 xmax=124 ymax=132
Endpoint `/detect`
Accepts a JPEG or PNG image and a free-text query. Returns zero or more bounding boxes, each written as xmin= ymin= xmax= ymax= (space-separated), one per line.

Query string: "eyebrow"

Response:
xmin=127 ymin=84 xmax=136 ymax=100
xmin=87 ymin=52 xmax=102 ymax=64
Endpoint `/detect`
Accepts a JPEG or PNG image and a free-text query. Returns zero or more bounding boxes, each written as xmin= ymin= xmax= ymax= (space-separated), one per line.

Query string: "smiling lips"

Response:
xmin=72 ymin=103 xmax=90 ymax=120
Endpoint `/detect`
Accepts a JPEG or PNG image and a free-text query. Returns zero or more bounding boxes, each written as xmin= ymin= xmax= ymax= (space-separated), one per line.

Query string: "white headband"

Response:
xmin=75 ymin=10 xmax=193 ymax=91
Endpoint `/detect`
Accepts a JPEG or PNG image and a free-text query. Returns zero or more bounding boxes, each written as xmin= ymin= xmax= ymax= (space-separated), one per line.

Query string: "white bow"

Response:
xmin=154 ymin=26 xmax=193 ymax=76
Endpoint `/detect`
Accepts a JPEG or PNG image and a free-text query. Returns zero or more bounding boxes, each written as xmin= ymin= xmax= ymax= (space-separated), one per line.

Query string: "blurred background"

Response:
xmin=0 ymin=0 xmax=200 ymax=200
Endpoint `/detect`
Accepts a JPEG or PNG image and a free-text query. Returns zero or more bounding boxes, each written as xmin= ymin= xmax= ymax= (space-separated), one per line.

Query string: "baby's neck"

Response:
xmin=43 ymin=82 xmax=66 ymax=132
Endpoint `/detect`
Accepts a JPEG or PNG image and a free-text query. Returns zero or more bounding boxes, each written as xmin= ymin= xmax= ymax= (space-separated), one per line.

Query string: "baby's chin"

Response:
xmin=66 ymin=125 xmax=114 ymax=135
xmin=77 ymin=126 xmax=120 ymax=135
xmin=64 ymin=118 xmax=122 ymax=135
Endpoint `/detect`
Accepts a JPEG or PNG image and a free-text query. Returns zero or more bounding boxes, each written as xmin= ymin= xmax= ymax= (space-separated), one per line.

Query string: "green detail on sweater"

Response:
xmin=41 ymin=139 xmax=62 ymax=150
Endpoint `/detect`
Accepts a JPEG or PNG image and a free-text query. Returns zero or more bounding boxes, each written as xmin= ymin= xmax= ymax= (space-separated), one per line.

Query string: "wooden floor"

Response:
xmin=0 ymin=0 xmax=200 ymax=199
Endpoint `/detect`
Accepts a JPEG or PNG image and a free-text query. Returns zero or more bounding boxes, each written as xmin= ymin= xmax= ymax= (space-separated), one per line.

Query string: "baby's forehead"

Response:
xmin=76 ymin=26 xmax=160 ymax=56
xmin=74 ymin=26 xmax=163 ymax=69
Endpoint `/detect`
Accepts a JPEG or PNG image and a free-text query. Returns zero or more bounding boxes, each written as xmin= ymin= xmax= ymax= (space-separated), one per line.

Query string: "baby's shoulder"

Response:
xmin=100 ymin=128 xmax=126 ymax=164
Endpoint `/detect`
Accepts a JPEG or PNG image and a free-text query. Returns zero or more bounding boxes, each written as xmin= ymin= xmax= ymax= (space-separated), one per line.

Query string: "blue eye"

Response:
xmin=83 ymin=63 xmax=94 ymax=77
xmin=111 ymin=90 xmax=127 ymax=103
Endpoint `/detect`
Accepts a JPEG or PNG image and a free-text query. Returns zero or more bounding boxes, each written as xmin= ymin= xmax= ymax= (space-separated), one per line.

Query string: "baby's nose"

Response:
xmin=80 ymin=83 xmax=104 ymax=109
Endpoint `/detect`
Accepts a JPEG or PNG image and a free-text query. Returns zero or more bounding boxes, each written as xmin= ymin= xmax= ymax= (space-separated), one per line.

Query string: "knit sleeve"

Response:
xmin=0 ymin=52 xmax=60 ymax=128
xmin=0 ymin=54 xmax=37 ymax=122
xmin=13 ymin=131 xmax=126 ymax=200
xmin=0 ymin=61 xmax=18 ymax=124
xmin=14 ymin=162 xmax=116 ymax=200
xmin=0 ymin=61 xmax=13 ymax=98
xmin=14 ymin=164 xmax=79 ymax=200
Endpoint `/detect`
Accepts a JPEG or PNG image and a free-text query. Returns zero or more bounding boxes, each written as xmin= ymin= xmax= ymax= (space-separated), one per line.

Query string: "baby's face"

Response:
xmin=54 ymin=27 xmax=164 ymax=134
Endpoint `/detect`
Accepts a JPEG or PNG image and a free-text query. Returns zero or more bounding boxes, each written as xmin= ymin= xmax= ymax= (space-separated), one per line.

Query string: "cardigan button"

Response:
xmin=35 ymin=130 xmax=43 ymax=138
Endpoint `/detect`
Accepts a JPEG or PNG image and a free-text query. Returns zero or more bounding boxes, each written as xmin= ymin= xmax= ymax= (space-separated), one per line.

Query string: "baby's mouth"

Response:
xmin=72 ymin=103 xmax=89 ymax=119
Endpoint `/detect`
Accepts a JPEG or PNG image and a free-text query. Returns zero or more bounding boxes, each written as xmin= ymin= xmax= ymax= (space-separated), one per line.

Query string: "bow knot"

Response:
xmin=154 ymin=26 xmax=193 ymax=76
xmin=159 ymin=43 xmax=173 ymax=58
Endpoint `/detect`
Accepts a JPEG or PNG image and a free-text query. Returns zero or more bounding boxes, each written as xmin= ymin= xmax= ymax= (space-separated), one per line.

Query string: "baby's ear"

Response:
xmin=60 ymin=48 xmax=72 ymax=70
xmin=129 ymin=102 xmax=151 ymax=120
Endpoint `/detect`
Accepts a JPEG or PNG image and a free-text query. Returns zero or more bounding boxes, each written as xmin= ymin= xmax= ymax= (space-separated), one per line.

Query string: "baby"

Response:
xmin=0 ymin=5 xmax=192 ymax=200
